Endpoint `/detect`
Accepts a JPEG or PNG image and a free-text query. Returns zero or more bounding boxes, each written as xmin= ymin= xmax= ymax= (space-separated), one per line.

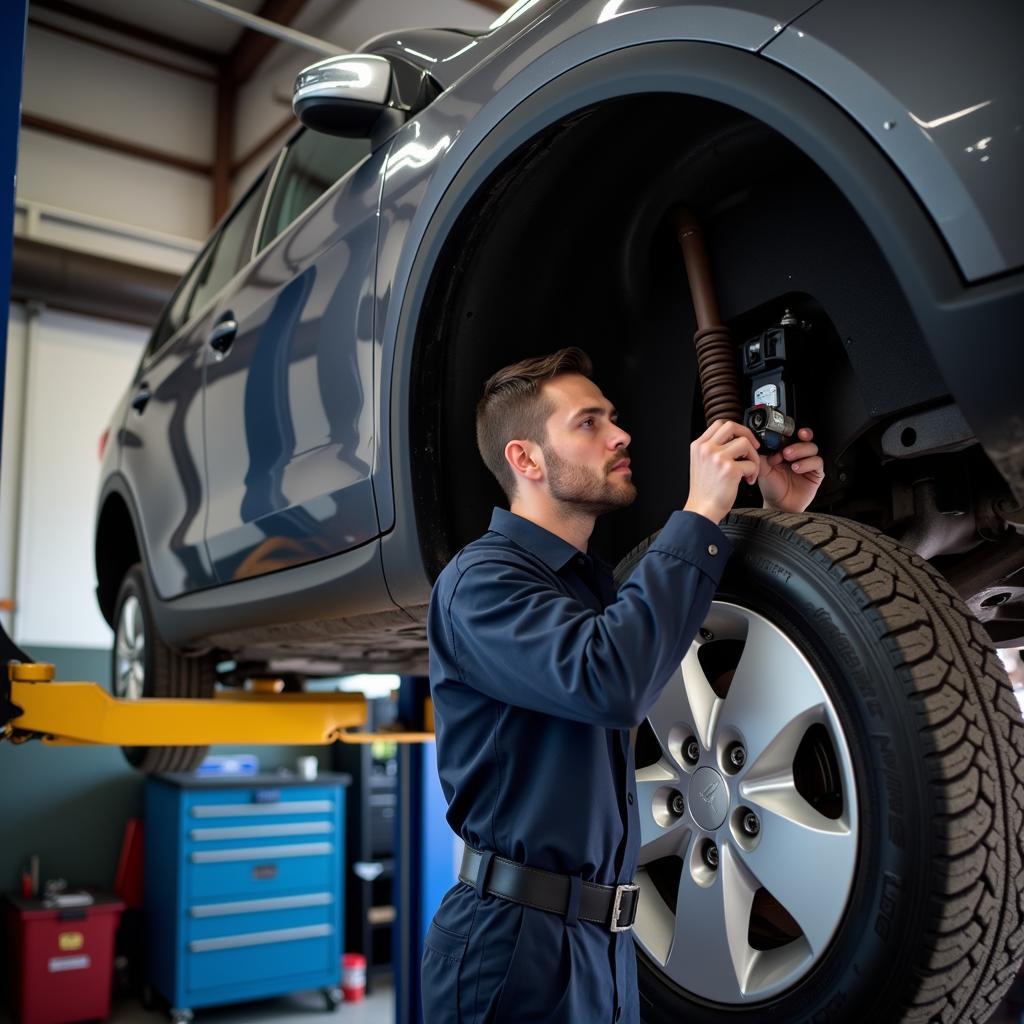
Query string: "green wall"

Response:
xmin=0 ymin=645 xmax=327 ymax=894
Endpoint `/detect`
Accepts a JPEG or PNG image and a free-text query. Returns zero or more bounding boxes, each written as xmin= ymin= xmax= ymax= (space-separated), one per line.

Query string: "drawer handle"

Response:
xmin=191 ymin=892 xmax=332 ymax=917
xmin=190 ymin=842 xmax=332 ymax=864
xmin=191 ymin=801 xmax=334 ymax=818
xmin=189 ymin=923 xmax=332 ymax=953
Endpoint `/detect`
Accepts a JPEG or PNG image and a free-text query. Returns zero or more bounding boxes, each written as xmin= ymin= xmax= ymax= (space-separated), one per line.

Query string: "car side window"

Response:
xmin=187 ymin=173 xmax=268 ymax=319
xmin=145 ymin=247 xmax=211 ymax=361
xmin=258 ymin=130 xmax=371 ymax=251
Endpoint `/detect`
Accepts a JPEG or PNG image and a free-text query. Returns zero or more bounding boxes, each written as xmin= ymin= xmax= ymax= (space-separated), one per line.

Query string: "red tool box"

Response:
xmin=4 ymin=892 xmax=124 ymax=1024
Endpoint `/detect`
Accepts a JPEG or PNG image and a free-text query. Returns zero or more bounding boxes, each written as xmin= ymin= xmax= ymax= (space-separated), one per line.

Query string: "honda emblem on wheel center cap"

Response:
xmin=689 ymin=767 xmax=730 ymax=831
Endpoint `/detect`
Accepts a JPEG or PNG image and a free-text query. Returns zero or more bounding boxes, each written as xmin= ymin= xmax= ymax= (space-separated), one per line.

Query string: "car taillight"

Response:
xmin=99 ymin=427 xmax=110 ymax=461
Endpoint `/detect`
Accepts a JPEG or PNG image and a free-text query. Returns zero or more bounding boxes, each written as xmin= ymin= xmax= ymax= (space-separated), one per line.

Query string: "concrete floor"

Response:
xmin=0 ymin=980 xmax=394 ymax=1024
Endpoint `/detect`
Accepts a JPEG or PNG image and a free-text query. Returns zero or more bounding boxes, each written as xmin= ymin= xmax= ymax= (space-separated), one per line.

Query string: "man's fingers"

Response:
xmin=791 ymin=455 xmax=825 ymax=476
xmin=782 ymin=442 xmax=818 ymax=461
xmin=710 ymin=420 xmax=759 ymax=449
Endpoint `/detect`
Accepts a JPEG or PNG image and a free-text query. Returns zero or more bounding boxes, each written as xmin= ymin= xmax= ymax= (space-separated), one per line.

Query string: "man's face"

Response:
xmin=538 ymin=374 xmax=636 ymax=514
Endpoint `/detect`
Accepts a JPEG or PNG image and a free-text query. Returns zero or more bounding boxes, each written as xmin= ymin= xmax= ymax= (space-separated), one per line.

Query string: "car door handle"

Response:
xmin=208 ymin=318 xmax=238 ymax=355
xmin=131 ymin=384 xmax=151 ymax=413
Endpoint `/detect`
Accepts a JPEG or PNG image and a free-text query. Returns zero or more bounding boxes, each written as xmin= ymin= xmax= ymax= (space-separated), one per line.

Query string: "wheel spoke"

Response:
xmin=648 ymin=645 xmax=719 ymax=758
xmin=714 ymin=615 xmax=825 ymax=768
xmin=661 ymin=843 xmax=758 ymax=1001
xmin=735 ymin=786 xmax=855 ymax=955
xmin=636 ymin=760 xmax=688 ymax=860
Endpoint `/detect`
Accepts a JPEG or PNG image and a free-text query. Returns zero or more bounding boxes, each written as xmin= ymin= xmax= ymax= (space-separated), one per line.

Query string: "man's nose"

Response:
xmin=610 ymin=426 xmax=631 ymax=449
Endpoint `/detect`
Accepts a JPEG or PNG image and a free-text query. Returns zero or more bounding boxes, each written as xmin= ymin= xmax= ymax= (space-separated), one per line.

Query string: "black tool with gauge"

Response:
xmin=741 ymin=311 xmax=800 ymax=454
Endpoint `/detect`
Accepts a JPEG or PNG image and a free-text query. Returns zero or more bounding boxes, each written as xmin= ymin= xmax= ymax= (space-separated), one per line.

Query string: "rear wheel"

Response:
xmin=615 ymin=510 xmax=1024 ymax=1023
xmin=111 ymin=564 xmax=215 ymax=773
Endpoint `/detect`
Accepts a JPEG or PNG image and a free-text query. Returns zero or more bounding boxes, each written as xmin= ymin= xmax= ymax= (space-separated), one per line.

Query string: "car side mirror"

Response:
xmin=293 ymin=54 xmax=399 ymax=140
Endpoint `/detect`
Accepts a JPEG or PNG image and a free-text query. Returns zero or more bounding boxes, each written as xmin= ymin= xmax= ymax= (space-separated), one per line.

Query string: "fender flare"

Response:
xmin=377 ymin=39 xmax=1024 ymax=599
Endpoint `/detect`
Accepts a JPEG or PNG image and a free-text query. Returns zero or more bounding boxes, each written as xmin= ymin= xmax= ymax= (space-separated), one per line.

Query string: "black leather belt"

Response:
xmin=459 ymin=846 xmax=639 ymax=932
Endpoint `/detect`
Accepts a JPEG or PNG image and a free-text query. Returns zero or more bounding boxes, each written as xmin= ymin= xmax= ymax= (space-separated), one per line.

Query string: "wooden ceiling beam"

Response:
xmin=31 ymin=0 xmax=222 ymax=66
xmin=28 ymin=17 xmax=217 ymax=82
xmin=465 ymin=0 xmax=509 ymax=14
xmin=225 ymin=0 xmax=309 ymax=85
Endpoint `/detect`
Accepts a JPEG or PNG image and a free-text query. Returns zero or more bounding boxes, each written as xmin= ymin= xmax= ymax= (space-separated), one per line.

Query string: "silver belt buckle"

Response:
xmin=610 ymin=883 xmax=639 ymax=932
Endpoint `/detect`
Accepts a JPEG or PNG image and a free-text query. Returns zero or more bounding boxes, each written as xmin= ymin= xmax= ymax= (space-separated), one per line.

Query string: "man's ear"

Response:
xmin=505 ymin=439 xmax=543 ymax=485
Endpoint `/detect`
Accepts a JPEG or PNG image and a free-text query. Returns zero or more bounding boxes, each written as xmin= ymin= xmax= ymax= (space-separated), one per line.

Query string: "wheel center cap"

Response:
xmin=689 ymin=766 xmax=730 ymax=831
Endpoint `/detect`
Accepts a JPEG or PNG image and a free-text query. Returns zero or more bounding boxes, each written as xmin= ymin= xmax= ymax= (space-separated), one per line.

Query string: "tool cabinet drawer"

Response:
xmin=186 ymin=840 xmax=335 ymax=900
xmin=186 ymin=924 xmax=335 ymax=992
xmin=186 ymin=896 xmax=333 ymax=942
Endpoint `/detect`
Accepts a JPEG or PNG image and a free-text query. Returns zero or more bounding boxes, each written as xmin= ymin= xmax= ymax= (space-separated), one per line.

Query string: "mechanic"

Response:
xmin=422 ymin=347 xmax=824 ymax=1023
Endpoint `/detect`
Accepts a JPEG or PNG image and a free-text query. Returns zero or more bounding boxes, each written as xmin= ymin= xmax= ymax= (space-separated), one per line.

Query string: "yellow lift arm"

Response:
xmin=1 ymin=663 xmax=435 ymax=748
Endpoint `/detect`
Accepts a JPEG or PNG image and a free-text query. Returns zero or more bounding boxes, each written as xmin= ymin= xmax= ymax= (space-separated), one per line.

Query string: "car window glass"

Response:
xmin=187 ymin=174 xmax=267 ymax=318
xmin=145 ymin=247 xmax=211 ymax=360
xmin=258 ymin=131 xmax=371 ymax=250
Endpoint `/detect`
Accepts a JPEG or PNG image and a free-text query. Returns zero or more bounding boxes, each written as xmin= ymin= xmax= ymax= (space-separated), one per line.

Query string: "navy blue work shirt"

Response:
xmin=423 ymin=507 xmax=731 ymax=1023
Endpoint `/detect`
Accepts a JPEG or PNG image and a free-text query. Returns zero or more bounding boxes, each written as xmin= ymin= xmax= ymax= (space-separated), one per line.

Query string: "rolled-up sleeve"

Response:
xmin=444 ymin=511 xmax=731 ymax=728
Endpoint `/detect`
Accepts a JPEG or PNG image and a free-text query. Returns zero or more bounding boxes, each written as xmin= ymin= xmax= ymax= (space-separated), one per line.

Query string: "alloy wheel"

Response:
xmin=634 ymin=601 xmax=858 ymax=1003
xmin=114 ymin=593 xmax=146 ymax=700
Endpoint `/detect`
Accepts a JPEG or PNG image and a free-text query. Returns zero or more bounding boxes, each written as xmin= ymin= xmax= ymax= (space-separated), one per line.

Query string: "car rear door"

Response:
xmin=121 ymin=171 xmax=271 ymax=599
xmin=201 ymin=129 xmax=383 ymax=584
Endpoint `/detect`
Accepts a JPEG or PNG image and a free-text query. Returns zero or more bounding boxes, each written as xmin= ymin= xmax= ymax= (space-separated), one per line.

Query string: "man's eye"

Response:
xmin=581 ymin=418 xmax=594 ymax=428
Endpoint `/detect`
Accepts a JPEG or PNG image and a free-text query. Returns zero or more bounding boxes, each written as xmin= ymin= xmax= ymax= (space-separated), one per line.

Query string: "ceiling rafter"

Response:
xmin=225 ymin=0 xmax=310 ymax=85
xmin=465 ymin=0 xmax=509 ymax=14
xmin=27 ymin=16 xmax=217 ymax=82
xmin=31 ymin=0 xmax=221 ymax=66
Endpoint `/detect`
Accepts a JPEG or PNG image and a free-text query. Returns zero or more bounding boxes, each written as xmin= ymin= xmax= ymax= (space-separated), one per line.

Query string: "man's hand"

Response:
xmin=758 ymin=426 xmax=825 ymax=513
xmin=683 ymin=420 xmax=760 ymax=525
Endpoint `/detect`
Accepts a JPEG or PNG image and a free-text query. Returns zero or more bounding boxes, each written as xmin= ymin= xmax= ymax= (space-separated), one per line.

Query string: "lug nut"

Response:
xmin=742 ymin=812 xmax=760 ymax=836
xmin=684 ymin=739 xmax=700 ymax=764
xmin=704 ymin=843 xmax=719 ymax=870
xmin=699 ymin=628 xmax=714 ymax=641
xmin=670 ymin=792 xmax=685 ymax=817
xmin=727 ymin=743 xmax=746 ymax=770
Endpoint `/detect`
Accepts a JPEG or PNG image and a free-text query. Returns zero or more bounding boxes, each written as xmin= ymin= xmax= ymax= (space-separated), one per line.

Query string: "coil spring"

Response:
xmin=694 ymin=324 xmax=743 ymax=426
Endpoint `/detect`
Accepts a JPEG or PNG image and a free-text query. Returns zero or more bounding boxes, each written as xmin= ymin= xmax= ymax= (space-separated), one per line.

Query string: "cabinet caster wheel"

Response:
xmin=169 ymin=1008 xmax=193 ymax=1023
xmin=324 ymin=986 xmax=343 ymax=1011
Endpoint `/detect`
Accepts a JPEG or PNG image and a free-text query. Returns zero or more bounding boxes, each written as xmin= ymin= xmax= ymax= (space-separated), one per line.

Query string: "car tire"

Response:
xmin=614 ymin=509 xmax=1024 ymax=1023
xmin=111 ymin=563 xmax=215 ymax=773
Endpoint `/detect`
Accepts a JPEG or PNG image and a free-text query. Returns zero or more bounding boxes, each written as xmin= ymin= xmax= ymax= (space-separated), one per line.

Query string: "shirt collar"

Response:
xmin=488 ymin=508 xmax=582 ymax=572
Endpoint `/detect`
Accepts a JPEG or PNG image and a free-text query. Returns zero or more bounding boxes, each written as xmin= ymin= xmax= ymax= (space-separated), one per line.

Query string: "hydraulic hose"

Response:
xmin=672 ymin=208 xmax=743 ymax=427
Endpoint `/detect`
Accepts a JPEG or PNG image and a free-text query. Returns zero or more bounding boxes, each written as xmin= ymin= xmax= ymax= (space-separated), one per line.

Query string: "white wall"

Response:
xmin=18 ymin=22 xmax=215 ymax=241
xmin=5 ymin=304 xmax=146 ymax=649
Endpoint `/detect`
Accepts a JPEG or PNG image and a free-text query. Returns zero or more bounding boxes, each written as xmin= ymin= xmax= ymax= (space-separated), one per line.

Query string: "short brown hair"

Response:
xmin=476 ymin=347 xmax=594 ymax=500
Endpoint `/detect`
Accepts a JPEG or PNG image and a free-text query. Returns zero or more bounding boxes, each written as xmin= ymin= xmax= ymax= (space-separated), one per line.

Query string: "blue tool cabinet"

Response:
xmin=144 ymin=773 xmax=350 ymax=1022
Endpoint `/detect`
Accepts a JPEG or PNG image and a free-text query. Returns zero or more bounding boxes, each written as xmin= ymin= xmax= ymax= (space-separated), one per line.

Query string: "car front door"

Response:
xmin=202 ymin=129 xmax=384 ymax=583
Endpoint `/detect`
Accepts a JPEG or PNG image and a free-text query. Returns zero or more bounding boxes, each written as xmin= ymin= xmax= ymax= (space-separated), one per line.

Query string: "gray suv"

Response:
xmin=95 ymin=1 xmax=1024 ymax=1021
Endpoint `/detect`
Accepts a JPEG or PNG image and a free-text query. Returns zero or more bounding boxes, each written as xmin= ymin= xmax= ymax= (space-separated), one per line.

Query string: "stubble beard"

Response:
xmin=543 ymin=445 xmax=637 ymax=517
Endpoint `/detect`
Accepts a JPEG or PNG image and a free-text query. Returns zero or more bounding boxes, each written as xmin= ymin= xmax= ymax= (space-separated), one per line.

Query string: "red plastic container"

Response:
xmin=4 ymin=892 xmax=124 ymax=1024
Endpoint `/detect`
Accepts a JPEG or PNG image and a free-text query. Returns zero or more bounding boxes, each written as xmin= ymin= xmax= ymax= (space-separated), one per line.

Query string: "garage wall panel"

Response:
xmin=23 ymin=24 xmax=216 ymax=166
xmin=1 ymin=306 xmax=28 ymax=637
xmin=17 ymin=128 xmax=211 ymax=242
xmin=13 ymin=306 xmax=146 ymax=649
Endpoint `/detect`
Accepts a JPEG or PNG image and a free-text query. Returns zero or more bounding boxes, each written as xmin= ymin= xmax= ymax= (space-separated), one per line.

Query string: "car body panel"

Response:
xmin=202 ymin=143 xmax=390 ymax=584
xmin=122 ymin=312 xmax=218 ymax=598
xmin=369 ymin=0 xmax=822 ymax=543
xmin=763 ymin=0 xmax=1024 ymax=283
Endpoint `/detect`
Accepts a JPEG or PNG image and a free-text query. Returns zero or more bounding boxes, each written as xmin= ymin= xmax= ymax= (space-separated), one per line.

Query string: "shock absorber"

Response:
xmin=672 ymin=208 xmax=743 ymax=427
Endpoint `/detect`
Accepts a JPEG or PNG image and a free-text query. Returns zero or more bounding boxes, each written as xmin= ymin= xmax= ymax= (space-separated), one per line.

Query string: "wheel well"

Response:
xmin=95 ymin=492 xmax=141 ymax=626
xmin=409 ymin=93 xmax=949 ymax=577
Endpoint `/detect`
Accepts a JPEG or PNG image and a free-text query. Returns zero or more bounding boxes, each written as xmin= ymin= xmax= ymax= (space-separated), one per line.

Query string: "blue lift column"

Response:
xmin=394 ymin=675 xmax=460 ymax=1024
xmin=1 ymin=0 xmax=27 ymax=456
